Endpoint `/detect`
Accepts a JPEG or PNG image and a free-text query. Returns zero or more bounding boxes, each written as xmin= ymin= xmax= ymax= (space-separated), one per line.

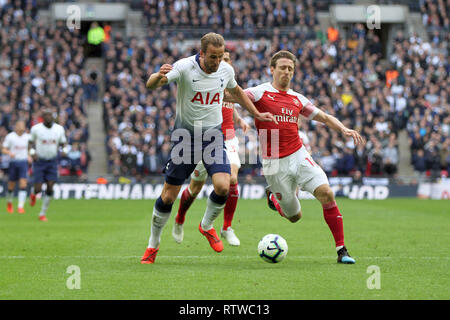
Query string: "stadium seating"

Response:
xmin=0 ymin=0 xmax=91 ymax=180
xmin=100 ymin=0 xmax=448 ymax=182
xmin=1 ymin=0 xmax=448 ymax=183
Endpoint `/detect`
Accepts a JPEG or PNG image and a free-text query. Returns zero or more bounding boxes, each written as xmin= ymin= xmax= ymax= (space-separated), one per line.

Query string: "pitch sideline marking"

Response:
xmin=0 ymin=255 xmax=448 ymax=260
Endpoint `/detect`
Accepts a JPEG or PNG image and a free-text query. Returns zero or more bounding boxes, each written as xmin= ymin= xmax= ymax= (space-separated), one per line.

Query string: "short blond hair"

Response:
xmin=200 ymin=32 xmax=225 ymax=53
xmin=270 ymin=50 xmax=297 ymax=68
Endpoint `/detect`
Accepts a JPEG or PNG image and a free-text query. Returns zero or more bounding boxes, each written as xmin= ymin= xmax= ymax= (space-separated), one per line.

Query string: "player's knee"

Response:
xmin=230 ymin=174 xmax=238 ymax=186
xmin=160 ymin=187 xmax=179 ymax=205
xmin=214 ymin=183 xmax=229 ymax=197
xmin=315 ymin=185 xmax=335 ymax=204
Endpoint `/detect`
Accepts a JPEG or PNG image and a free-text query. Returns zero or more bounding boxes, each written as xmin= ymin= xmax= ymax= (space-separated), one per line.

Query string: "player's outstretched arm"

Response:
xmin=146 ymin=64 xmax=172 ymax=90
xmin=233 ymin=108 xmax=250 ymax=133
xmin=313 ymin=110 xmax=365 ymax=146
xmin=227 ymin=85 xmax=278 ymax=124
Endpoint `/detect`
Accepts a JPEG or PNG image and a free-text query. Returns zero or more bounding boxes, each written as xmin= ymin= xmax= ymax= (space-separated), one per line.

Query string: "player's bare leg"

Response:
xmin=199 ymin=172 xmax=229 ymax=252
xmin=172 ymin=179 xmax=205 ymax=243
xmin=6 ymin=181 xmax=15 ymax=213
xmin=313 ymin=184 xmax=355 ymax=264
xmin=142 ymin=182 xmax=181 ymax=264
xmin=17 ymin=178 xmax=27 ymax=214
xmin=221 ymin=164 xmax=240 ymax=246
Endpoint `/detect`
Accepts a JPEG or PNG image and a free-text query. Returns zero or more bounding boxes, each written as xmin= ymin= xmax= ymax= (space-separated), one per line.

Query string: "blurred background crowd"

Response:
xmin=0 ymin=0 xmax=448 ymax=183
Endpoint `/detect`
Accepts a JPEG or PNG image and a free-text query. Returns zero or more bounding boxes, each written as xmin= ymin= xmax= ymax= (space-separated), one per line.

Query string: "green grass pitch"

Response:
xmin=0 ymin=198 xmax=449 ymax=300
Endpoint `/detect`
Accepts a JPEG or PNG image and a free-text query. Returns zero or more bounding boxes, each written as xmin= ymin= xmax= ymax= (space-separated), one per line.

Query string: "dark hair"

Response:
xmin=270 ymin=50 xmax=297 ymax=68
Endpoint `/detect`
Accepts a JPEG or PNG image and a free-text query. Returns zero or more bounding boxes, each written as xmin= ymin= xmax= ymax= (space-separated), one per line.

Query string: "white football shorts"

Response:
xmin=262 ymin=145 xmax=329 ymax=217
xmin=191 ymin=136 xmax=241 ymax=182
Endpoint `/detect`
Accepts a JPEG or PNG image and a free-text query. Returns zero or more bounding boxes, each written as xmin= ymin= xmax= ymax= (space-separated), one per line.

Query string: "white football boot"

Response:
xmin=172 ymin=223 xmax=184 ymax=244
xmin=220 ymin=227 xmax=240 ymax=246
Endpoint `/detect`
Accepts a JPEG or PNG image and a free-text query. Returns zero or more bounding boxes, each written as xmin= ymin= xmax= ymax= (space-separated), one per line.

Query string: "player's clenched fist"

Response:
xmin=158 ymin=64 xmax=173 ymax=76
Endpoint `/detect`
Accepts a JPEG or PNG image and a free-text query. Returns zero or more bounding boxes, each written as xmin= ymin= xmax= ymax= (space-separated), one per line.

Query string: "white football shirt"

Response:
xmin=30 ymin=123 xmax=67 ymax=160
xmin=165 ymin=54 xmax=238 ymax=132
xmin=2 ymin=132 xmax=31 ymax=161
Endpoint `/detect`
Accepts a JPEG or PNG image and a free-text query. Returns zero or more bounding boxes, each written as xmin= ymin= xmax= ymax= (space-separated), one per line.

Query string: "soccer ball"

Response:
xmin=257 ymin=234 xmax=288 ymax=263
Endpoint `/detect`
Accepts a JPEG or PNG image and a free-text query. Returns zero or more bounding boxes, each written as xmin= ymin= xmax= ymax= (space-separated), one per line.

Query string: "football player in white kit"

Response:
xmin=172 ymin=52 xmax=250 ymax=247
xmin=29 ymin=109 xmax=68 ymax=221
xmin=226 ymin=51 xmax=365 ymax=264
xmin=2 ymin=120 xmax=31 ymax=214
xmin=141 ymin=33 xmax=276 ymax=264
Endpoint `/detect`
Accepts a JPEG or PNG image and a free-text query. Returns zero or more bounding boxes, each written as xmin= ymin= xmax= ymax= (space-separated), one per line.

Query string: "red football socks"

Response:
xmin=223 ymin=183 xmax=239 ymax=230
xmin=270 ymin=193 xmax=286 ymax=218
xmin=322 ymin=201 xmax=345 ymax=248
xmin=175 ymin=188 xmax=196 ymax=225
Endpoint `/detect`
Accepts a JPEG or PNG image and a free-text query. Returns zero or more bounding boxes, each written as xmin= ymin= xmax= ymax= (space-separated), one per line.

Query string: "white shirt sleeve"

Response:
xmin=59 ymin=126 xmax=67 ymax=144
xmin=30 ymin=126 xmax=37 ymax=143
xmin=225 ymin=64 xmax=238 ymax=89
xmin=165 ymin=59 xmax=186 ymax=84
xmin=244 ymin=85 xmax=265 ymax=102
xmin=297 ymin=94 xmax=320 ymax=120
xmin=2 ymin=134 xmax=11 ymax=149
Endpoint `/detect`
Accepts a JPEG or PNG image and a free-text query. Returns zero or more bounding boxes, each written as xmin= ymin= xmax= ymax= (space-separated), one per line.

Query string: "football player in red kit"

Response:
xmin=227 ymin=50 xmax=365 ymax=263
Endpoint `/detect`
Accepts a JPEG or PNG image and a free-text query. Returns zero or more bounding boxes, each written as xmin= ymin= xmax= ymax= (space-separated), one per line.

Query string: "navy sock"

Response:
xmin=155 ymin=196 xmax=173 ymax=213
xmin=209 ymin=190 xmax=228 ymax=205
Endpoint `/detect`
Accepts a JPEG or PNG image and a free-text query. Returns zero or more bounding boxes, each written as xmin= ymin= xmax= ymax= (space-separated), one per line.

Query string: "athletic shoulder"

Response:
xmin=173 ymin=55 xmax=195 ymax=70
xmin=167 ymin=55 xmax=195 ymax=83
xmin=30 ymin=123 xmax=42 ymax=132
xmin=5 ymin=131 xmax=15 ymax=139
xmin=245 ymin=82 xmax=274 ymax=102
xmin=287 ymin=90 xmax=319 ymax=120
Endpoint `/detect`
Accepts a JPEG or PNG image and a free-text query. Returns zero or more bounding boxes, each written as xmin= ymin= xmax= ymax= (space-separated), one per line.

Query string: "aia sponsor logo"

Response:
xmin=191 ymin=92 xmax=221 ymax=105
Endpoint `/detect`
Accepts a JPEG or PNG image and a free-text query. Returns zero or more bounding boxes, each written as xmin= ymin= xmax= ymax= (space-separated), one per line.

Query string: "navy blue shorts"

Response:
xmin=8 ymin=160 xmax=28 ymax=181
xmin=163 ymin=129 xmax=231 ymax=186
xmin=33 ymin=158 xmax=58 ymax=183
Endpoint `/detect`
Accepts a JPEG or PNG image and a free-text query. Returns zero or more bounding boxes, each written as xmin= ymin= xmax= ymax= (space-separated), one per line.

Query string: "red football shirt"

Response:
xmin=245 ymin=83 xmax=319 ymax=159
xmin=221 ymin=101 xmax=235 ymax=140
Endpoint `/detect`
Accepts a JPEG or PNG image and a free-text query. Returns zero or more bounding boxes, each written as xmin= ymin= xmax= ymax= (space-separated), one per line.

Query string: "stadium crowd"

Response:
xmin=142 ymin=0 xmax=318 ymax=36
xmin=0 ymin=0 xmax=92 ymax=180
xmin=0 ymin=0 xmax=448 ymax=183
xmin=102 ymin=2 xmax=448 ymax=182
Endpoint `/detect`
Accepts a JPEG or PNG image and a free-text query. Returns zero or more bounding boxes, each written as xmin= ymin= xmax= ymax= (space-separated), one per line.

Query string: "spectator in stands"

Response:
xmin=318 ymin=149 xmax=336 ymax=177
xmin=412 ymin=148 xmax=427 ymax=177
xmin=383 ymin=140 xmax=399 ymax=176
xmin=98 ymin=0 xmax=447 ymax=185
xmin=336 ymin=147 xmax=355 ymax=176
xmin=368 ymin=143 xmax=384 ymax=176
xmin=0 ymin=1 xmax=90 ymax=181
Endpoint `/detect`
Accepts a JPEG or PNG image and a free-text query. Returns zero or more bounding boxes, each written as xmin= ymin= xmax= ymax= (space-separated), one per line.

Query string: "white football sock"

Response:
xmin=148 ymin=207 xmax=171 ymax=249
xmin=18 ymin=190 xmax=27 ymax=208
xmin=6 ymin=191 xmax=13 ymax=203
xmin=201 ymin=196 xmax=226 ymax=231
xmin=40 ymin=194 xmax=51 ymax=216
